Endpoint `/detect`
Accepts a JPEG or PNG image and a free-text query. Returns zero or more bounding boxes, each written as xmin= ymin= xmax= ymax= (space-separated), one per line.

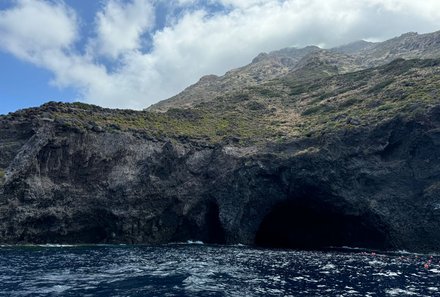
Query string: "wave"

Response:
xmin=186 ymin=240 xmax=204 ymax=245
xmin=38 ymin=244 xmax=75 ymax=248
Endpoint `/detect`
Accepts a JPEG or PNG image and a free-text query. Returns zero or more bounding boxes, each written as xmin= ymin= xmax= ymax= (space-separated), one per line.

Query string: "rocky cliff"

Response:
xmin=2 ymin=35 xmax=440 ymax=252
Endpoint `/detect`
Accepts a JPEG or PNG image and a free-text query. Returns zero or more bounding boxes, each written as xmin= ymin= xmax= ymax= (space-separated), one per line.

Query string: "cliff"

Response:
xmin=1 ymin=38 xmax=440 ymax=252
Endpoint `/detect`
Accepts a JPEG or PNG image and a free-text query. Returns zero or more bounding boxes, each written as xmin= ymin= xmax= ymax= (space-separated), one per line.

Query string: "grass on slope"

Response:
xmin=7 ymin=58 xmax=440 ymax=145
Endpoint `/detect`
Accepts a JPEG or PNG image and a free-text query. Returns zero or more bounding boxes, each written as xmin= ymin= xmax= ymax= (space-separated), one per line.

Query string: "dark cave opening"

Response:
xmin=174 ymin=201 xmax=226 ymax=244
xmin=205 ymin=202 xmax=226 ymax=244
xmin=255 ymin=199 xmax=389 ymax=250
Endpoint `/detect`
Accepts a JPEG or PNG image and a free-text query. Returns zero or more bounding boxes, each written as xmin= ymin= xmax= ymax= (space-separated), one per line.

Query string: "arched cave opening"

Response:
xmin=255 ymin=198 xmax=390 ymax=250
xmin=173 ymin=201 xmax=226 ymax=244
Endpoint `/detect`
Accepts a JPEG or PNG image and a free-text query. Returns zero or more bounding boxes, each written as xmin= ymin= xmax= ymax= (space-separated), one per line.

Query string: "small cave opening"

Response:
xmin=173 ymin=201 xmax=226 ymax=244
xmin=255 ymin=198 xmax=390 ymax=250
xmin=205 ymin=202 xmax=226 ymax=244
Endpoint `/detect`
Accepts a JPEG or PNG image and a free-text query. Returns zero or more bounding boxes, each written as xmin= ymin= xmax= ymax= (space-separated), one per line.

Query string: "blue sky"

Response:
xmin=1 ymin=0 xmax=440 ymax=115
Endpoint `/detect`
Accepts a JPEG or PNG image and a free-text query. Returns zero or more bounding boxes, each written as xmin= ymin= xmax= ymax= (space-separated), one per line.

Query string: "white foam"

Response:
xmin=37 ymin=285 xmax=71 ymax=294
xmin=321 ymin=263 xmax=336 ymax=270
xmin=373 ymin=271 xmax=399 ymax=277
xmin=291 ymin=276 xmax=318 ymax=283
xmin=38 ymin=244 xmax=75 ymax=248
xmin=368 ymin=260 xmax=386 ymax=266
xmin=186 ymin=240 xmax=204 ymax=245
xmin=385 ymin=288 xmax=417 ymax=296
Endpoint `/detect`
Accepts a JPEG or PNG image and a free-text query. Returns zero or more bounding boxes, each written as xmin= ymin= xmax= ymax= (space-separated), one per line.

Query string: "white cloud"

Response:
xmin=0 ymin=0 xmax=77 ymax=62
xmin=1 ymin=0 xmax=440 ymax=110
xmin=90 ymin=0 xmax=154 ymax=59
xmin=216 ymin=0 xmax=270 ymax=9
xmin=175 ymin=0 xmax=198 ymax=5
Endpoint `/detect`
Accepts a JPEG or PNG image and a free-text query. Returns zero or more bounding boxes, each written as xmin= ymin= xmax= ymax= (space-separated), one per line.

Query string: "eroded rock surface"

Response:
xmin=1 ymin=105 xmax=440 ymax=253
xmin=2 ymin=31 xmax=440 ymax=252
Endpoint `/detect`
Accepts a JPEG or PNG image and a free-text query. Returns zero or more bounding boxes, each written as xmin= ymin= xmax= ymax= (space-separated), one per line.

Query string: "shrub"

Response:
xmin=258 ymin=88 xmax=280 ymax=98
xmin=339 ymin=98 xmax=359 ymax=108
xmin=231 ymin=93 xmax=250 ymax=102
xmin=246 ymin=101 xmax=266 ymax=111
xmin=302 ymin=105 xmax=322 ymax=116
xmin=289 ymin=85 xmax=308 ymax=96
xmin=367 ymin=79 xmax=394 ymax=94
xmin=302 ymin=104 xmax=335 ymax=116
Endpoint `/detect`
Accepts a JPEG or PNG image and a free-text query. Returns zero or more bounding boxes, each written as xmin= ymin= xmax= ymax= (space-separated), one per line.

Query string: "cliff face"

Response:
xmin=2 ymin=32 xmax=440 ymax=252
xmin=1 ymin=103 xmax=440 ymax=252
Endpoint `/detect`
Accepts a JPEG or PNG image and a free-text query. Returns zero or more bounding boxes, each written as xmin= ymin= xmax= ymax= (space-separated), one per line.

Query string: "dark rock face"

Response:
xmin=3 ymin=31 xmax=440 ymax=251
xmin=1 ymin=107 xmax=440 ymax=252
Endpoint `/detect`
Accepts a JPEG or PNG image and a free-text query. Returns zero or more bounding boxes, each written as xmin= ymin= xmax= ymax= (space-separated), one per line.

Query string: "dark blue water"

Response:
xmin=0 ymin=244 xmax=439 ymax=296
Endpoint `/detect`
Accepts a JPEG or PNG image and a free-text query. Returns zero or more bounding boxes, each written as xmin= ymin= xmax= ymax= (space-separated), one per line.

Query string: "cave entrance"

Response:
xmin=173 ymin=201 xmax=226 ymax=244
xmin=255 ymin=199 xmax=389 ymax=250
xmin=205 ymin=202 xmax=226 ymax=244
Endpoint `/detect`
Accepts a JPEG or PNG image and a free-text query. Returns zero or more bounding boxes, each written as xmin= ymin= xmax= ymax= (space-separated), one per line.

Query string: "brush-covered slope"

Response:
xmin=1 ymin=56 xmax=440 ymax=252
xmin=150 ymin=30 xmax=440 ymax=112
xmin=11 ymin=58 xmax=436 ymax=144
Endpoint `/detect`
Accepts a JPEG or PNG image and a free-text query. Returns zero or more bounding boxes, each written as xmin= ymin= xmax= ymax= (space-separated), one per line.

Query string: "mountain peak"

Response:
xmin=252 ymin=52 xmax=269 ymax=63
xmin=400 ymin=31 xmax=418 ymax=37
xmin=332 ymin=40 xmax=375 ymax=55
xmin=198 ymin=74 xmax=219 ymax=83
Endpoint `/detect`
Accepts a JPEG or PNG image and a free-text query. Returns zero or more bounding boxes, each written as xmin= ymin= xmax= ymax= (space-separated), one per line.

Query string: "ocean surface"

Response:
xmin=0 ymin=244 xmax=439 ymax=296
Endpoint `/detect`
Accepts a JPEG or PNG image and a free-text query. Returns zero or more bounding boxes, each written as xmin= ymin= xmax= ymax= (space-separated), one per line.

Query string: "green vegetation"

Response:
xmin=253 ymin=87 xmax=281 ymax=98
xmin=288 ymin=84 xmax=309 ymax=96
xmin=339 ymin=98 xmax=359 ymax=108
xmin=14 ymin=58 xmax=440 ymax=145
xmin=367 ymin=79 xmax=394 ymax=94
xmin=302 ymin=105 xmax=324 ymax=116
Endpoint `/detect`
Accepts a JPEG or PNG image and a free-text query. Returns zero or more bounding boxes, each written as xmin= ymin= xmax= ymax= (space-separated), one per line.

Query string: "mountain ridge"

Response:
xmin=149 ymin=30 xmax=440 ymax=112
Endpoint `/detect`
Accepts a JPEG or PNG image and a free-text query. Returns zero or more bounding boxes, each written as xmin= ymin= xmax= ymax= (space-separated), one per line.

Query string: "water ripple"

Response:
xmin=0 ymin=245 xmax=439 ymax=296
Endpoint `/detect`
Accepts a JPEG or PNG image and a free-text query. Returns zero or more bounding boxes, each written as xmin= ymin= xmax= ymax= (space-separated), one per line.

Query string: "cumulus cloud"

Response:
xmin=90 ymin=0 xmax=154 ymax=59
xmin=216 ymin=0 xmax=270 ymax=9
xmin=1 ymin=0 xmax=440 ymax=109
xmin=0 ymin=0 xmax=77 ymax=62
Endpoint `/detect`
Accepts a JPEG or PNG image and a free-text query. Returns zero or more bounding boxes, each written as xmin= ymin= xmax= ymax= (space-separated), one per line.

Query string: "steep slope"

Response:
xmin=353 ymin=31 xmax=440 ymax=67
xmin=1 ymin=58 xmax=440 ymax=252
xmin=150 ymin=30 xmax=440 ymax=112
xmin=148 ymin=46 xmax=322 ymax=111
xmin=332 ymin=40 xmax=375 ymax=55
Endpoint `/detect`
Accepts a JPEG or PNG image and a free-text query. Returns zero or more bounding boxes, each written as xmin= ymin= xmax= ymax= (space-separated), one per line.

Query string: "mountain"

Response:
xmin=149 ymin=30 xmax=440 ymax=112
xmin=331 ymin=40 xmax=375 ymax=55
xmin=148 ymin=46 xmax=322 ymax=111
xmin=352 ymin=31 xmax=440 ymax=67
xmin=2 ymin=31 xmax=440 ymax=252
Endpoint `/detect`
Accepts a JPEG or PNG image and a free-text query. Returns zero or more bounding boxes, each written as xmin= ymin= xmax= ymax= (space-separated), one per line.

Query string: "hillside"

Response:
xmin=5 ymin=58 xmax=437 ymax=145
xmin=149 ymin=30 xmax=440 ymax=112
xmin=1 ymin=32 xmax=440 ymax=251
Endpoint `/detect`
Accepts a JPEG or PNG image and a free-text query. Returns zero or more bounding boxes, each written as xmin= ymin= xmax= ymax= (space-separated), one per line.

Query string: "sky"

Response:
xmin=1 ymin=0 xmax=440 ymax=115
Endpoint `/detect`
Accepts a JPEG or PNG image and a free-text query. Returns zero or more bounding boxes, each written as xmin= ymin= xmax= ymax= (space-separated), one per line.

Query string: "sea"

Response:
xmin=0 ymin=243 xmax=439 ymax=296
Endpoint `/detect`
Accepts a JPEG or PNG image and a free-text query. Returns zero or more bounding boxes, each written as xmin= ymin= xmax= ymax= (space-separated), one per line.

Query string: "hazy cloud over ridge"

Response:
xmin=1 ymin=0 xmax=440 ymax=109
